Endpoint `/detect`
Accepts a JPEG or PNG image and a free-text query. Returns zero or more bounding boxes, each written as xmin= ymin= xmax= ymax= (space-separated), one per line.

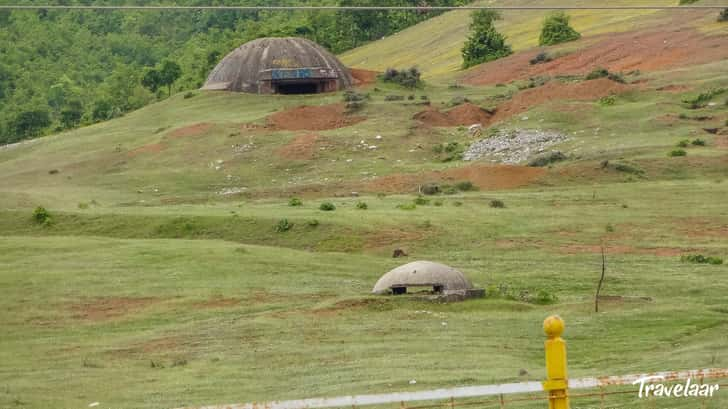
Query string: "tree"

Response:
xmin=461 ymin=10 xmax=512 ymax=69
xmin=539 ymin=12 xmax=581 ymax=46
xmin=10 ymin=109 xmax=51 ymax=139
xmin=159 ymin=60 xmax=182 ymax=97
xmin=60 ymin=100 xmax=84 ymax=129
xmin=141 ymin=68 xmax=163 ymax=94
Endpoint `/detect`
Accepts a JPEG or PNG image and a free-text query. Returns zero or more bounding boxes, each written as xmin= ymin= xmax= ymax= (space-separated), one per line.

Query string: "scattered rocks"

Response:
xmin=463 ymin=129 xmax=569 ymax=164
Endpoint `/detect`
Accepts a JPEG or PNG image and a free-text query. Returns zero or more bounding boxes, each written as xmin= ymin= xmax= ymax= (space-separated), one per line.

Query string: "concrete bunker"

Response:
xmin=372 ymin=261 xmax=484 ymax=301
xmin=202 ymin=37 xmax=353 ymax=94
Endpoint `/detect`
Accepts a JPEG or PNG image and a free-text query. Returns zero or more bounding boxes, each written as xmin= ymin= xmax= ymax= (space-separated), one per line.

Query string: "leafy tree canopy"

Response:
xmin=539 ymin=12 xmax=581 ymax=46
xmin=461 ymin=10 xmax=512 ymax=69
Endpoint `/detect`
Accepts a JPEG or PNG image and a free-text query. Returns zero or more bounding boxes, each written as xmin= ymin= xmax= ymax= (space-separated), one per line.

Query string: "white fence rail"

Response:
xmin=176 ymin=368 xmax=728 ymax=409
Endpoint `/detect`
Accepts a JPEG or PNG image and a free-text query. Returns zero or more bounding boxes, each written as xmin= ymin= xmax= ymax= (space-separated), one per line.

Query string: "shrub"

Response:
xmin=397 ymin=203 xmax=417 ymax=210
xmin=669 ymin=149 xmax=687 ymax=157
xmin=612 ymin=162 xmax=644 ymax=175
xmin=442 ymin=185 xmax=458 ymax=195
xmin=585 ymin=67 xmax=609 ymax=80
xmin=275 ymin=219 xmax=293 ymax=232
xmin=533 ymin=290 xmax=558 ymax=305
xmin=453 ymin=201 xmax=463 ymax=207
xmin=530 ymin=51 xmax=552 ymax=65
xmin=384 ymin=94 xmax=405 ymax=101
xmin=343 ymin=90 xmax=368 ymax=102
xmin=720 ymin=8 xmax=728 ymax=22
xmin=448 ymin=95 xmax=469 ymax=106
xmin=413 ymin=196 xmax=430 ymax=205
xmin=433 ymin=200 xmax=443 ymax=207
xmin=319 ymin=202 xmax=336 ymax=211
xmin=307 ymin=219 xmax=320 ymax=227
xmin=455 ymin=180 xmax=476 ymax=191
xmin=692 ymin=138 xmax=706 ymax=146
xmin=380 ymin=67 xmax=422 ymax=88
xmin=461 ymin=10 xmax=513 ymax=68
xmin=288 ymin=197 xmax=303 ymax=207
xmin=539 ymin=12 xmax=581 ymax=46
xmin=356 ymin=201 xmax=368 ymax=210
xmin=682 ymin=88 xmax=726 ymax=109
xmin=528 ymin=151 xmax=566 ymax=167
xmin=421 ymin=183 xmax=440 ymax=195
xmin=598 ymin=95 xmax=616 ymax=106
xmin=489 ymin=199 xmax=505 ymax=208
xmin=605 ymin=223 xmax=615 ymax=233
xmin=183 ymin=91 xmax=196 ymax=99
xmin=32 ymin=206 xmax=51 ymax=225
xmin=681 ymin=254 xmax=723 ymax=265
xmin=676 ymin=139 xmax=690 ymax=148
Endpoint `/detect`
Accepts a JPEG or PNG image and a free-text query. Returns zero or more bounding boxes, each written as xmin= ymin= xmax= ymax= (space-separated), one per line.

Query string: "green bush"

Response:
xmin=455 ymin=181 xmax=476 ymax=191
xmin=275 ymin=219 xmax=293 ymax=232
xmin=528 ymin=151 xmax=566 ymax=167
xmin=414 ymin=196 xmax=430 ymax=205
xmin=669 ymin=149 xmax=687 ymax=157
xmin=489 ymin=199 xmax=505 ymax=208
xmin=539 ymin=12 xmax=581 ymax=46
xmin=356 ymin=201 xmax=368 ymax=210
xmin=461 ymin=10 xmax=513 ymax=68
xmin=612 ymin=162 xmax=644 ymax=175
xmin=380 ymin=67 xmax=422 ymax=88
xmin=676 ymin=139 xmax=690 ymax=148
xmin=681 ymin=254 xmax=723 ymax=265
xmin=530 ymin=51 xmax=552 ymax=65
xmin=319 ymin=202 xmax=336 ymax=211
xmin=598 ymin=95 xmax=616 ymax=106
xmin=682 ymin=88 xmax=726 ymax=109
xmin=288 ymin=197 xmax=303 ymax=207
xmin=421 ymin=183 xmax=441 ymax=195
xmin=32 ymin=206 xmax=51 ymax=225
xmin=307 ymin=219 xmax=320 ymax=228
xmin=534 ymin=290 xmax=559 ymax=305
xmin=433 ymin=200 xmax=444 ymax=207
xmin=585 ymin=67 xmax=609 ymax=80
xmin=692 ymin=138 xmax=706 ymax=147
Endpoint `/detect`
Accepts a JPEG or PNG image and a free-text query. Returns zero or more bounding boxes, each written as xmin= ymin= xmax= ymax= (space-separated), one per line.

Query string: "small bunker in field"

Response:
xmin=373 ymin=261 xmax=484 ymax=301
xmin=202 ymin=37 xmax=353 ymax=94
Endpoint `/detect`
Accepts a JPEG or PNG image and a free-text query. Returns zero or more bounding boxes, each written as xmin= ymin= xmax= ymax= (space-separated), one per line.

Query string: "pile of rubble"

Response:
xmin=463 ymin=129 xmax=569 ymax=164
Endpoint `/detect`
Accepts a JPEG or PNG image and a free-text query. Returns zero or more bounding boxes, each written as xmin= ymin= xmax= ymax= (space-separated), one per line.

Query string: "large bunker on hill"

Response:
xmin=373 ymin=261 xmax=484 ymax=301
xmin=202 ymin=37 xmax=354 ymax=94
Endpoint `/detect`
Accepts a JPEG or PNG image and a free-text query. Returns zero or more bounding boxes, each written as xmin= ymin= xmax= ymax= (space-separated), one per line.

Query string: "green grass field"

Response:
xmin=2 ymin=3 xmax=728 ymax=409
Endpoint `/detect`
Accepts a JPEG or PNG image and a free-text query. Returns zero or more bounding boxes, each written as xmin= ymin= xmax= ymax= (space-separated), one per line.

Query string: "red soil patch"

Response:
xmin=349 ymin=68 xmax=379 ymax=86
xmin=414 ymin=103 xmax=494 ymax=127
xmin=276 ymin=133 xmax=320 ymax=160
xmin=462 ymin=26 xmax=728 ymax=86
xmin=167 ymin=122 xmax=213 ymax=138
xmin=715 ymin=136 xmax=728 ymax=148
xmin=368 ymin=164 xmax=545 ymax=192
xmin=266 ymin=103 xmax=365 ymax=131
xmin=70 ymin=297 xmax=159 ymax=321
xmin=192 ymin=297 xmax=242 ymax=309
xmin=127 ymin=143 xmax=165 ymax=157
xmin=490 ymin=78 xmax=631 ymax=124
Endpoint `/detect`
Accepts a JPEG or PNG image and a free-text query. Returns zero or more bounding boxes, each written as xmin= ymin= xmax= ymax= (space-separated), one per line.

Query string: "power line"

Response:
xmin=0 ymin=5 xmax=726 ymax=11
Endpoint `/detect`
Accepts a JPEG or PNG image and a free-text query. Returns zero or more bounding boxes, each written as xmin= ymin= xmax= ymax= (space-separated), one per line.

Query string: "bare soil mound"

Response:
xmin=349 ymin=68 xmax=379 ymax=86
xmin=276 ymin=133 xmax=320 ymax=160
xmin=128 ymin=143 xmax=165 ymax=157
xmin=367 ymin=164 xmax=545 ymax=192
xmin=462 ymin=27 xmax=728 ymax=86
xmin=414 ymin=103 xmax=493 ymax=127
xmin=266 ymin=103 xmax=365 ymax=131
xmin=490 ymin=78 xmax=631 ymax=123
xmin=167 ymin=122 xmax=213 ymax=138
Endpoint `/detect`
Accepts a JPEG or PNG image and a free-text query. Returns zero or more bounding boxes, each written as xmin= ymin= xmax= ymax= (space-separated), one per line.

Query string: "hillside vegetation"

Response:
xmin=1 ymin=2 xmax=728 ymax=409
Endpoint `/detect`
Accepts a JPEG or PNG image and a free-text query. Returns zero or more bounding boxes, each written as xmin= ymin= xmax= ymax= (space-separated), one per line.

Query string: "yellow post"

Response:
xmin=543 ymin=315 xmax=569 ymax=409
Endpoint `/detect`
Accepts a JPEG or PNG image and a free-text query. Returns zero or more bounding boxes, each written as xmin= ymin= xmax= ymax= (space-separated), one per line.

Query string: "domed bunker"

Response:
xmin=372 ymin=261 xmax=484 ymax=301
xmin=202 ymin=37 xmax=353 ymax=94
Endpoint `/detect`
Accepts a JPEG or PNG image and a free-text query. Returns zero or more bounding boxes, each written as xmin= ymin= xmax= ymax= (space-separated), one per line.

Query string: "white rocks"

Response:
xmin=463 ymin=129 xmax=569 ymax=164
xmin=218 ymin=187 xmax=247 ymax=196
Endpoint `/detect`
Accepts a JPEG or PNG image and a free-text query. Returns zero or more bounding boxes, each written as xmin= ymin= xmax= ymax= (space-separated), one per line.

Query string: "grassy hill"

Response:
xmin=1 ymin=3 xmax=728 ymax=409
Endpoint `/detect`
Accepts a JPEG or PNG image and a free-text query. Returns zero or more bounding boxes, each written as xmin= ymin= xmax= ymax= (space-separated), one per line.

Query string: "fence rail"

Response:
xmin=177 ymin=368 xmax=728 ymax=409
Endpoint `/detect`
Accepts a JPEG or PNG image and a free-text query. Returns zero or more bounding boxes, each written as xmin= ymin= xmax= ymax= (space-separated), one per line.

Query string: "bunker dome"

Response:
xmin=372 ymin=261 xmax=484 ymax=300
xmin=202 ymin=37 xmax=354 ymax=94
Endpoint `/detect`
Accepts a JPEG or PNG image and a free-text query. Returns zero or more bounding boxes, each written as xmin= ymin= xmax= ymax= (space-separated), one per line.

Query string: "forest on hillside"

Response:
xmin=0 ymin=0 xmax=464 ymax=145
